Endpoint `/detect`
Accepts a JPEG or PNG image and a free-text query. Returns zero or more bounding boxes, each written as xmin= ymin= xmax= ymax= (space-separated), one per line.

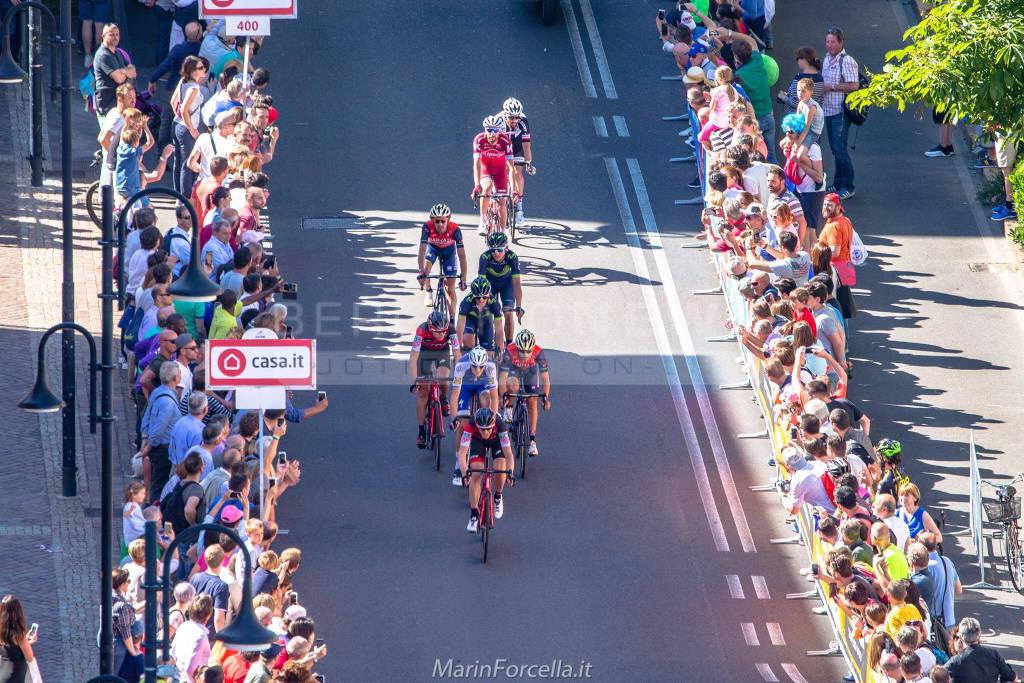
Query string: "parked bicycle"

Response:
xmin=84 ymin=149 xmax=105 ymax=228
xmin=981 ymin=472 xmax=1024 ymax=593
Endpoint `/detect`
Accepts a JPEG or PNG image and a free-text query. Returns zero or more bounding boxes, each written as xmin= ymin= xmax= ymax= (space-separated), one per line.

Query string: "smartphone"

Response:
xmin=790 ymin=426 xmax=798 ymax=439
xmin=317 ymin=390 xmax=327 ymax=402
xmin=657 ymin=8 xmax=666 ymax=20
xmin=276 ymin=417 xmax=285 ymax=428
xmin=313 ymin=675 xmax=325 ymax=683
xmin=661 ymin=23 xmax=669 ymax=37
xmin=315 ymin=638 xmax=324 ymax=648
xmin=276 ymin=451 xmax=287 ymax=468
xmin=287 ymin=591 xmax=298 ymax=606
xmin=285 ymin=325 xmax=293 ymax=338
xmin=810 ymin=563 xmax=819 ymax=576
xmin=27 ymin=623 xmax=38 ymax=639
xmin=268 ymin=477 xmax=277 ymax=489
xmin=205 ymin=251 xmax=213 ymax=267
xmin=164 ymin=521 xmax=173 ymax=534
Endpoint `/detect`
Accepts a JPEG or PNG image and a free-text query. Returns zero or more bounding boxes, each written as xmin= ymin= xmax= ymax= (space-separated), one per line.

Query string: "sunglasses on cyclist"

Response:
xmin=485 ymin=127 xmax=500 ymax=134
xmin=433 ymin=217 xmax=448 ymax=223
xmin=491 ymin=248 xmax=507 ymax=254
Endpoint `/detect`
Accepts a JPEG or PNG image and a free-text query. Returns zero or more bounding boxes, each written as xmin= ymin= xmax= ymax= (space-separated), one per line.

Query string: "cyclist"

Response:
xmin=495 ymin=97 xmax=535 ymax=225
xmin=417 ymin=203 xmax=467 ymax=317
xmin=409 ymin=310 xmax=459 ymax=449
xmin=472 ymin=115 xmax=515 ymax=236
xmin=478 ymin=231 xmax=523 ymax=343
xmin=457 ymin=407 xmax=515 ymax=532
xmin=498 ymin=328 xmax=551 ymax=457
xmin=456 ymin=276 xmax=506 ymax=354
xmin=449 ymin=346 xmax=499 ymax=486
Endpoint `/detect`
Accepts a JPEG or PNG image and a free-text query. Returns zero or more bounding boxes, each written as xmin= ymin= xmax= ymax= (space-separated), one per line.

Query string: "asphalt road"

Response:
xmin=255 ymin=1 xmax=957 ymax=681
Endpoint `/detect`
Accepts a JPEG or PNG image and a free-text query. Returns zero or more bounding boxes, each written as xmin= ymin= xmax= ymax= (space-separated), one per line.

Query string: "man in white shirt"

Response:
xmin=126 ymin=227 xmax=169 ymax=294
xmin=187 ymin=108 xmax=239 ymax=180
xmin=873 ymin=493 xmax=911 ymax=550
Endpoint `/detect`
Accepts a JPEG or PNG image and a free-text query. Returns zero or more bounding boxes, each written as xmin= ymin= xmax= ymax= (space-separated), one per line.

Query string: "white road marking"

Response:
xmin=752 ymin=575 xmax=770 ymax=599
xmin=726 ymin=574 xmax=745 ymax=599
xmin=612 ymin=115 xmax=630 ymax=137
xmin=781 ymin=664 xmax=810 ymax=683
xmin=741 ymin=622 xmax=760 ymax=646
xmin=592 ymin=116 xmax=608 ymax=138
xmin=756 ymin=663 xmax=780 ymax=682
xmin=560 ymin=0 xmax=597 ymax=98
xmin=625 ymin=158 xmax=757 ymax=554
xmin=766 ymin=622 xmax=786 ymax=646
xmin=604 ymin=157 xmax=730 ymax=552
xmin=577 ymin=0 xmax=618 ymax=98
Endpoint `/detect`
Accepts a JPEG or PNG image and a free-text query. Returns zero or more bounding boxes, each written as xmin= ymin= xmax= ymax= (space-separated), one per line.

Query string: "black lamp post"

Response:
xmin=116 ymin=187 xmax=221 ymax=306
xmin=19 ymin=185 xmax=118 ymax=676
xmin=144 ymin=521 xmax=277 ymax=683
xmin=2 ymin=0 xmax=79 ymax=499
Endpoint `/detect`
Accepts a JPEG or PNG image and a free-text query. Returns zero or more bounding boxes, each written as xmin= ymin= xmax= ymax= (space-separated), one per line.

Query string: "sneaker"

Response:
xmin=84 ymin=53 xmax=92 ymax=68
xmin=417 ymin=429 xmax=426 ymax=449
xmin=528 ymin=440 xmax=539 ymax=457
xmin=467 ymin=515 xmax=478 ymax=533
xmin=477 ymin=223 xmax=487 ymax=236
xmin=992 ymin=204 xmax=1018 ymax=221
xmin=838 ymin=188 xmax=856 ymax=201
xmin=452 ymin=469 xmax=463 ymax=487
xmin=441 ymin=401 xmax=450 ymax=417
xmin=974 ymin=159 xmax=997 ymax=169
xmin=515 ymin=210 xmax=525 ymax=225
xmin=991 ymin=203 xmax=1006 ymax=215
xmin=501 ymin=407 xmax=513 ymax=423
xmin=494 ymin=495 xmax=504 ymax=519
xmin=924 ymin=145 xmax=954 ymax=158
xmin=825 ymin=185 xmax=837 ymax=193
xmin=687 ymin=177 xmax=701 ymax=189
xmin=423 ymin=290 xmax=434 ymax=307
xmin=680 ymin=126 xmax=692 ymax=136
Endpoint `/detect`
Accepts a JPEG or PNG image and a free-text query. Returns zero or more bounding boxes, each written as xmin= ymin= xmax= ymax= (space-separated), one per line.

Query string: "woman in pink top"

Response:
xmin=698 ymin=65 xmax=739 ymax=149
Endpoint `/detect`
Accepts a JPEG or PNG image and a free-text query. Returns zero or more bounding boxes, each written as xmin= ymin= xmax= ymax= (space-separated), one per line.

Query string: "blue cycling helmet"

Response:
xmin=781 ymin=112 xmax=806 ymax=135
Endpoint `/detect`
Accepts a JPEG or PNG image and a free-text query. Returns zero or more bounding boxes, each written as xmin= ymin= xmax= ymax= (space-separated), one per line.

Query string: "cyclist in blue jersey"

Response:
xmin=478 ymin=231 xmax=523 ymax=344
xmin=449 ymin=346 xmax=499 ymax=486
xmin=456 ymin=276 xmax=505 ymax=354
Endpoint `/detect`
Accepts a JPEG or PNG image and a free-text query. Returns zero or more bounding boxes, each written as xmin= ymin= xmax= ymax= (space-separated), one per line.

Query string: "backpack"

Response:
xmin=122 ymin=303 xmax=147 ymax=350
xmin=838 ymin=53 xmax=871 ymax=126
xmin=160 ymin=480 xmax=204 ymax=534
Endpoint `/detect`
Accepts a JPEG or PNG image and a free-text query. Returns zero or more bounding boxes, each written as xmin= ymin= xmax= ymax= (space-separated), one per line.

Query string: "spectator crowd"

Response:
xmin=656 ymin=2 xmax=1018 ymax=682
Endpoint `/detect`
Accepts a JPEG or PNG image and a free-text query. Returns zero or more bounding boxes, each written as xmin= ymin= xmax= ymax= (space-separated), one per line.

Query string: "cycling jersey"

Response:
xmin=478 ymin=251 xmax=521 ymax=290
xmin=473 ymin=132 xmax=513 ymax=176
xmin=411 ymin=322 xmax=459 ymax=353
xmin=452 ymin=353 xmax=498 ymax=416
xmin=458 ymin=293 xmax=503 ymax=323
xmin=500 ymin=344 xmax=549 ymax=374
xmin=420 ymin=220 xmax=464 ymax=252
xmin=461 ymin=417 xmax=512 ymax=463
xmin=495 ymin=114 xmax=531 ymax=163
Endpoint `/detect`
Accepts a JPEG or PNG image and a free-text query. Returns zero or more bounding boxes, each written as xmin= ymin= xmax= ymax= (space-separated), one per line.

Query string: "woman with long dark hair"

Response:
xmin=0 ymin=595 xmax=37 ymax=683
xmin=171 ymin=55 xmax=209 ymax=196
xmin=777 ymin=46 xmax=824 ymax=113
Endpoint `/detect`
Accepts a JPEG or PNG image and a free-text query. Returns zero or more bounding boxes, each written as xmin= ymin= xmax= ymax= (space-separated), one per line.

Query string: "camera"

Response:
xmin=281 ymin=282 xmax=298 ymax=300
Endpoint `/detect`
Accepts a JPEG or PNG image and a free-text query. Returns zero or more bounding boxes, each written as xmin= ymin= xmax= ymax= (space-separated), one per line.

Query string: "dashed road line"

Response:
xmin=726 ymin=574 xmax=744 ymax=599
xmin=605 ymin=156 xmax=730 ymax=552
xmin=781 ymin=663 xmax=810 ymax=683
xmin=756 ymin=663 xmax=780 ymax=682
xmin=561 ymin=0 xmax=597 ymax=98
xmin=752 ymin=575 xmax=770 ymax=599
xmin=741 ymin=622 xmax=760 ymax=646
xmin=612 ymin=115 xmax=630 ymax=137
xmin=592 ymin=116 xmax=608 ymax=138
xmin=625 ymin=157 xmax=757 ymax=553
xmin=766 ymin=622 xmax=786 ymax=646
xmin=577 ymin=0 xmax=618 ymax=98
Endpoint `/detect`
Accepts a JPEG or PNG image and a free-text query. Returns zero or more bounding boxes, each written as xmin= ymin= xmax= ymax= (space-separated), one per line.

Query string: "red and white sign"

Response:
xmin=225 ymin=15 xmax=271 ymax=36
xmin=200 ymin=0 xmax=297 ymax=18
xmin=206 ymin=339 xmax=316 ymax=389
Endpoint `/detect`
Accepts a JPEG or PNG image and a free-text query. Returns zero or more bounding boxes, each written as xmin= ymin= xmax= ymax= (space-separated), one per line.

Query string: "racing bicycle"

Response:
xmin=467 ymin=450 xmax=514 ymax=563
xmin=419 ymin=273 xmax=462 ymax=322
xmin=506 ymin=391 xmax=544 ymax=480
xmin=982 ymin=472 xmax=1024 ymax=593
xmin=414 ymin=375 xmax=447 ymax=471
xmin=474 ymin=191 xmax=517 ymax=238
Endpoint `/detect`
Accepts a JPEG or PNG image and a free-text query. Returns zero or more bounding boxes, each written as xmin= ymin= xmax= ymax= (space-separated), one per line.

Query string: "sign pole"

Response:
xmin=242 ymin=38 xmax=252 ymax=100
xmin=258 ymin=407 xmax=265 ymax=521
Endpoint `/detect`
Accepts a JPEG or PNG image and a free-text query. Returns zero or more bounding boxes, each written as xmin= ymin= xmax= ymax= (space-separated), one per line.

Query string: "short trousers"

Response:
xmin=79 ymin=0 xmax=110 ymax=22
xmin=995 ymin=136 xmax=1017 ymax=170
xmin=456 ymin=381 xmax=493 ymax=417
xmin=931 ymin=107 xmax=955 ymax=125
xmin=506 ymin=365 xmax=540 ymax=394
xmin=469 ymin=439 xmax=504 ymax=465
xmin=417 ymin=349 xmax=452 ymax=378
xmin=491 ymin=280 xmax=515 ymax=312
xmin=803 ymin=130 xmax=821 ymax=149
xmin=425 ymin=245 xmax=458 ymax=277
xmin=463 ymin=315 xmax=495 ymax=350
xmin=481 ymin=169 xmax=509 ymax=195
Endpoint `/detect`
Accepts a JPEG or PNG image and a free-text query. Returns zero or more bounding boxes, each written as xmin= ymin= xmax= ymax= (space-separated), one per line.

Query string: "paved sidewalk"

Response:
xmin=0 ymin=76 xmax=135 ymax=679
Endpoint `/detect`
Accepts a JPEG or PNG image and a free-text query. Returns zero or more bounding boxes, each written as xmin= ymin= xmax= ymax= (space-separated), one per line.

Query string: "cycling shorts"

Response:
xmin=506 ymin=365 xmax=540 ymax=394
xmin=469 ymin=439 xmax=506 ymax=466
xmin=425 ymin=245 xmax=458 ymax=277
xmin=492 ymin=281 xmax=515 ymax=312
xmin=456 ymin=381 xmax=493 ymax=417
xmin=463 ymin=316 xmax=495 ymax=350
xmin=417 ymin=350 xmax=452 ymax=378
xmin=480 ymin=169 xmax=510 ymax=195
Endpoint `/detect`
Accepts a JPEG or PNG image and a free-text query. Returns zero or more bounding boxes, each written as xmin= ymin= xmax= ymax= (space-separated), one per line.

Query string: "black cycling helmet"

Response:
xmin=427 ymin=310 xmax=447 ymax=331
xmin=470 ymin=276 xmax=491 ymax=298
xmin=474 ymin=407 xmax=496 ymax=429
xmin=487 ymin=232 xmax=509 ymax=250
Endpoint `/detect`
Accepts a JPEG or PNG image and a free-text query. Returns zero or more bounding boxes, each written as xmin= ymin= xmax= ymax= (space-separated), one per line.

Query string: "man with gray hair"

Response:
xmin=945 ymin=617 xmax=1017 ymax=681
xmin=781 ymin=446 xmax=834 ymax=515
xmin=139 ymin=362 xmax=183 ymax=499
xmin=201 ymin=219 xmax=235 ymax=275
xmin=169 ymin=390 xmax=207 ymax=470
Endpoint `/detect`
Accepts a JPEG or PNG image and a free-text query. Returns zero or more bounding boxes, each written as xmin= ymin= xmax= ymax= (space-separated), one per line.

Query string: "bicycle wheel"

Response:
xmin=507 ymin=196 xmax=517 ymax=244
xmin=480 ymin=490 xmax=491 ymax=563
xmin=432 ymin=402 xmax=443 ymax=471
xmin=517 ymin=405 xmax=529 ymax=479
xmin=1006 ymin=525 xmax=1024 ymax=594
xmin=85 ymin=181 xmax=102 ymax=228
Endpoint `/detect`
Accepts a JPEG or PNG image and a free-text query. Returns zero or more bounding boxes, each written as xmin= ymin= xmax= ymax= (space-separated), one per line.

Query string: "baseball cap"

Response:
xmin=744 ymin=203 xmax=765 ymax=218
xmin=804 ymin=399 xmax=830 ymax=424
xmin=738 ymin=276 xmax=758 ymax=299
xmin=783 ymin=446 xmax=809 ymax=471
xmin=688 ymin=41 xmax=708 ymax=57
xmin=683 ymin=66 xmax=707 ymax=84
xmin=214 ymin=109 xmax=237 ymax=126
xmin=727 ymin=255 xmax=747 ymax=278
xmin=679 ymin=11 xmax=697 ymax=30
xmin=284 ymin=604 xmax=307 ymax=622
xmin=219 ymin=504 xmax=243 ymax=524
xmin=174 ymin=333 xmax=195 ymax=351
xmin=240 ymin=230 xmax=265 ymax=245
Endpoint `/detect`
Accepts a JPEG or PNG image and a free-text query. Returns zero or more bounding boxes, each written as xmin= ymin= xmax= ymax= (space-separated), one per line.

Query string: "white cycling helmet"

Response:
xmin=502 ymin=97 xmax=524 ymax=117
xmin=515 ymin=328 xmax=536 ymax=352
xmin=482 ymin=114 xmax=502 ymax=129
xmin=429 ymin=203 xmax=451 ymax=219
xmin=468 ymin=346 xmax=489 ymax=367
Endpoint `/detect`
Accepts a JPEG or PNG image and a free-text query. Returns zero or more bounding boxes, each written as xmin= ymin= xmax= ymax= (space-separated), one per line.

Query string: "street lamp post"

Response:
xmin=143 ymin=521 xmax=278 ymax=683
xmin=1 ymin=0 xmax=79 ymax=499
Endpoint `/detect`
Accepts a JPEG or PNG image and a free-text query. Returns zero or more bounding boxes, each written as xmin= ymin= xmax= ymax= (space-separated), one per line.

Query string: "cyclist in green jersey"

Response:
xmin=456 ymin=276 xmax=505 ymax=355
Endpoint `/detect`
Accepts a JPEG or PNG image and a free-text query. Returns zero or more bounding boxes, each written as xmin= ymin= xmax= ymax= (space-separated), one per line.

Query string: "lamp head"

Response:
xmin=18 ymin=370 xmax=62 ymax=413
xmin=0 ymin=41 xmax=27 ymax=84
xmin=167 ymin=261 xmax=221 ymax=303
xmin=213 ymin=602 xmax=278 ymax=652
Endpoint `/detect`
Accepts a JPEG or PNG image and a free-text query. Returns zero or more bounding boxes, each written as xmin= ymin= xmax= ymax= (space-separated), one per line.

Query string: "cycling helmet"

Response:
xmin=826 ymin=457 xmax=851 ymax=479
xmin=487 ymin=232 xmax=509 ymax=250
xmin=468 ymin=346 xmax=489 ymax=367
xmin=876 ymin=438 xmax=902 ymax=462
xmin=514 ymin=328 xmax=536 ymax=353
xmin=427 ymin=310 xmax=447 ymax=331
xmin=502 ymin=97 xmax=524 ymax=117
xmin=469 ymin=276 xmax=491 ymax=298
xmin=429 ymin=203 xmax=451 ymax=219
xmin=780 ymin=112 xmax=806 ymax=135
xmin=474 ymin=407 xmax=496 ymax=429
xmin=482 ymin=114 xmax=502 ymax=130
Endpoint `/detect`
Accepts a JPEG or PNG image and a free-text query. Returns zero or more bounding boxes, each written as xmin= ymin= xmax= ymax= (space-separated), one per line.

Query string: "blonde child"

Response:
xmin=795 ymin=77 xmax=825 ymax=150
xmin=698 ymin=65 xmax=739 ymax=149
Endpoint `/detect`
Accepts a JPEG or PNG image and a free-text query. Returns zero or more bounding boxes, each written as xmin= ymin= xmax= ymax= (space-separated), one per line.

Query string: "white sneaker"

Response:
xmin=501 ymin=407 xmax=513 ymax=423
xmin=467 ymin=515 xmax=479 ymax=533
xmin=515 ymin=210 xmax=525 ymax=225
xmin=452 ymin=469 xmax=463 ymax=487
xmin=423 ymin=290 xmax=434 ymax=307
xmin=84 ymin=54 xmax=92 ymax=68
xmin=477 ymin=224 xmax=488 ymax=236
xmin=528 ymin=440 xmax=539 ymax=457
xmin=494 ymin=496 xmax=504 ymax=519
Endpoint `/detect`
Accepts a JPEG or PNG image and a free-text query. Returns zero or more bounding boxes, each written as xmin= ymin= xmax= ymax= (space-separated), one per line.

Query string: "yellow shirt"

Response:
xmin=884 ymin=603 xmax=923 ymax=640
xmin=207 ymin=302 xmax=242 ymax=340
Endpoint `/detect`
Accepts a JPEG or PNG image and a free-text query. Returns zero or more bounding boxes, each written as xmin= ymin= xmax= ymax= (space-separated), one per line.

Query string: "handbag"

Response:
xmin=850 ymin=229 xmax=868 ymax=266
xmin=833 ymin=259 xmax=857 ymax=287
xmin=834 ymin=270 xmax=857 ymax=319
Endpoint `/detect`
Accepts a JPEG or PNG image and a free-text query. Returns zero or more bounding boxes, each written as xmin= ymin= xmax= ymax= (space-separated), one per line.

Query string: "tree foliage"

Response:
xmin=848 ymin=0 xmax=1024 ymax=139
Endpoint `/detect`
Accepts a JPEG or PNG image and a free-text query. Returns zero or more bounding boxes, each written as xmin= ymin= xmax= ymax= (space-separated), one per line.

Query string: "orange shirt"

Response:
xmin=818 ymin=215 xmax=853 ymax=262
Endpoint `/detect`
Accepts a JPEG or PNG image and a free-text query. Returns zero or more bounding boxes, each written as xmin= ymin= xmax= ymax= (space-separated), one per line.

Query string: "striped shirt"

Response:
xmin=821 ymin=51 xmax=859 ymax=117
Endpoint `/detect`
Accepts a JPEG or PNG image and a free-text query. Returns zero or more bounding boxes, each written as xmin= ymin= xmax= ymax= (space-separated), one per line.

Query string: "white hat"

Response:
xmin=284 ymin=604 xmax=307 ymax=622
xmin=683 ymin=66 xmax=707 ymax=84
xmin=679 ymin=11 xmax=697 ymax=30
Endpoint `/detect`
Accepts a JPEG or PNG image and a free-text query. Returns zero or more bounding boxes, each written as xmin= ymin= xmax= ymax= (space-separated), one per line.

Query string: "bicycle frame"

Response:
xmin=420 ymin=272 xmax=460 ymax=320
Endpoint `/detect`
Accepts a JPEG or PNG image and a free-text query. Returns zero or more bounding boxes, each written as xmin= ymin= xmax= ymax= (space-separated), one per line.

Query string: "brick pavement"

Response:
xmin=0 ymin=73 xmax=136 ymax=680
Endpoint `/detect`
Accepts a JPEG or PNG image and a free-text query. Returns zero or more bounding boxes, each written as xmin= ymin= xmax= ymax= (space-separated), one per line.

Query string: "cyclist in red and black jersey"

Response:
xmin=457 ymin=407 xmax=514 ymax=532
xmin=409 ymin=310 xmax=460 ymax=448
xmin=498 ymin=328 xmax=551 ymax=457
xmin=495 ymin=97 xmax=535 ymax=225
xmin=417 ymin=203 xmax=467 ymax=315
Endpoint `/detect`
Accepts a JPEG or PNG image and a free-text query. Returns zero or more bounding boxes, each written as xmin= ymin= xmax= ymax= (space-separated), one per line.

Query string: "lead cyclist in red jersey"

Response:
xmin=471 ymin=115 xmax=515 ymax=236
xmin=417 ymin=203 xmax=467 ymax=315
xmin=495 ymin=97 xmax=535 ymax=226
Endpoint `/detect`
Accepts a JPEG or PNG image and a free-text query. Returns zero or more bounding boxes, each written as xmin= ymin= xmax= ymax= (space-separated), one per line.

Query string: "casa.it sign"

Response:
xmin=206 ymin=339 xmax=316 ymax=389
xmin=200 ymin=0 xmax=297 ymax=18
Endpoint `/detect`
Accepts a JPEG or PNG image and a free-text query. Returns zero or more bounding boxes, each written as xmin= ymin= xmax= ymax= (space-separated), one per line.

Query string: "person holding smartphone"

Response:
xmin=0 ymin=595 xmax=39 ymax=682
